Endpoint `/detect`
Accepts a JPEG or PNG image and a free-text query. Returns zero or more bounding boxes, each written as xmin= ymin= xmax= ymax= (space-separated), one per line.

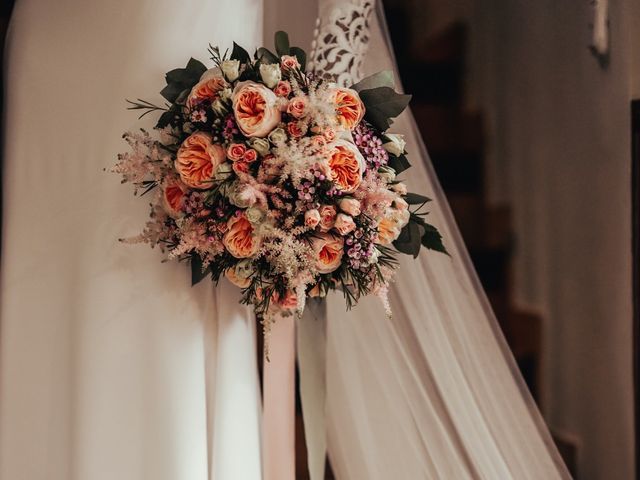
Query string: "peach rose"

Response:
xmin=187 ymin=71 xmax=227 ymax=108
xmin=377 ymin=216 xmax=402 ymax=246
xmin=243 ymin=148 xmax=258 ymax=163
xmin=227 ymin=143 xmax=246 ymax=161
xmin=287 ymin=97 xmax=307 ymax=118
xmin=332 ymin=88 xmax=365 ymax=130
xmin=232 ymin=81 xmax=281 ymax=138
xmin=327 ymin=140 xmax=365 ymax=193
xmin=280 ymin=55 xmax=300 ymax=71
xmin=305 ymin=209 xmax=321 ymax=228
xmin=311 ymin=233 xmax=344 ymax=274
xmin=392 ymin=182 xmax=408 ymax=195
xmin=274 ymin=80 xmax=292 ymax=97
xmin=223 ymin=213 xmax=261 ymax=258
xmin=318 ymin=205 xmax=337 ymax=232
xmin=338 ymin=198 xmax=361 ymax=216
xmin=175 ymin=132 xmax=225 ymax=189
xmin=334 ymin=213 xmax=356 ymax=235
xmin=162 ymin=179 xmax=187 ymax=217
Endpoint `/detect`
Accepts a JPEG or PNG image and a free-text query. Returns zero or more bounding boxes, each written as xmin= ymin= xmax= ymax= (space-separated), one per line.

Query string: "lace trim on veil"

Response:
xmin=308 ymin=0 xmax=374 ymax=86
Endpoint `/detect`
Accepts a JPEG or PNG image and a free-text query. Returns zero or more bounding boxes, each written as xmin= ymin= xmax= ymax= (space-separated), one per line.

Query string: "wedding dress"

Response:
xmin=1 ymin=0 xmax=570 ymax=479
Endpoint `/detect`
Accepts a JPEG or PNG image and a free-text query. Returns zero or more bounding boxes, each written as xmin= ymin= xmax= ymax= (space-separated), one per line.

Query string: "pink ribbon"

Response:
xmin=262 ymin=315 xmax=296 ymax=480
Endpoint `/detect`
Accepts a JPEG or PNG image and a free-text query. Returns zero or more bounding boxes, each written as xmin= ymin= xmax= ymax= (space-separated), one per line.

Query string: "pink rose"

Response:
xmin=338 ymin=198 xmax=361 ymax=216
xmin=233 ymin=161 xmax=250 ymax=175
xmin=287 ymin=121 xmax=305 ymax=138
xmin=305 ymin=209 xmax=321 ymax=228
xmin=310 ymin=233 xmax=344 ymax=274
xmin=274 ymin=80 xmax=292 ymax=97
xmin=232 ymin=81 xmax=281 ymax=138
xmin=287 ymin=97 xmax=307 ymax=118
xmin=280 ymin=55 xmax=301 ymax=71
xmin=334 ymin=213 xmax=356 ymax=235
xmin=318 ymin=205 xmax=337 ymax=232
xmin=175 ymin=132 xmax=225 ymax=189
xmin=227 ymin=143 xmax=247 ymax=161
xmin=275 ymin=289 xmax=299 ymax=309
xmin=243 ymin=148 xmax=258 ymax=163
xmin=323 ymin=128 xmax=337 ymax=142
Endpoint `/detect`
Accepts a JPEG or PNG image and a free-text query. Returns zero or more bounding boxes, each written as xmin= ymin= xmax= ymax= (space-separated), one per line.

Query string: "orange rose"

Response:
xmin=226 ymin=143 xmax=246 ymax=161
xmin=232 ymin=81 xmax=281 ymax=138
xmin=311 ymin=233 xmax=344 ymax=274
xmin=175 ymin=132 xmax=225 ymax=189
xmin=332 ymin=88 xmax=365 ymax=130
xmin=223 ymin=213 xmax=261 ymax=258
xmin=327 ymin=140 xmax=365 ymax=193
xmin=162 ymin=179 xmax=187 ymax=217
xmin=187 ymin=71 xmax=227 ymax=107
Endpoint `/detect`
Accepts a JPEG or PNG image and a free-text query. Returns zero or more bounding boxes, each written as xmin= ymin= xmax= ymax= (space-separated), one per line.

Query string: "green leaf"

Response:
xmin=387 ymin=154 xmax=411 ymax=174
xmin=275 ymin=31 xmax=290 ymax=57
xmin=290 ymin=46 xmax=307 ymax=71
xmin=191 ymin=256 xmax=210 ymax=286
xmin=404 ymin=192 xmax=432 ymax=205
xmin=393 ymin=221 xmax=424 ymax=258
xmin=231 ymin=42 xmax=251 ymax=63
xmin=160 ymin=58 xmax=206 ymax=103
xmin=257 ymin=47 xmax=280 ymax=64
xmin=351 ymin=70 xmax=395 ymax=92
xmin=421 ymin=223 xmax=449 ymax=255
xmin=359 ymin=86 xmax=412 ymax=131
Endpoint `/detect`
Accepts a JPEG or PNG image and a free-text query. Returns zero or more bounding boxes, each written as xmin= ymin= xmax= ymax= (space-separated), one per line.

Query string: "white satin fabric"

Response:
xmin=1 ymin=1 xmax=263 ymax=479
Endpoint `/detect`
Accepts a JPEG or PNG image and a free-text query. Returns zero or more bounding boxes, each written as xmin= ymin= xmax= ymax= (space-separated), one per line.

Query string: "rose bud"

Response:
xmin=334 ymin=213 xmax=356 ymax=235
xmin=305 ymin=209 xmax=321 ymax=228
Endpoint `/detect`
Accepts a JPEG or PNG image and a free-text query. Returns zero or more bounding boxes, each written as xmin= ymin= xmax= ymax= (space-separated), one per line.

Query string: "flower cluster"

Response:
xmin=113 ymin=32 xmax=446 ymax=332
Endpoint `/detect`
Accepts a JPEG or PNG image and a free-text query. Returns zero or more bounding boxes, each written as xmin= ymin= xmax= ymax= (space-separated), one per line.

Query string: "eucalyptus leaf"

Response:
xmin=275 ymin=31 xmax=290 ymax=57
xmin=231 ymin=42 xmax=251 ymax=63
xmin=290 ymin=46 xmax=307 ymax=71
xmin=191 ymin=256 xmax=210 ymax=285
xmin=393 ymin=221 xmax=424 ymax=258
xmin=387 ymin=154 xmax=411 ymax=174
xmin=351 ymin=70 xmax=395 ymax=92
xmin=421 ymin=223 xmax=449 ymax=255
xmin=404 ymin=192 xmax=432 ymax=205
xmin=359 ymin=86 xmax=412 ymax=131
xmin=257 ymin=47 xmax=280 ymax=64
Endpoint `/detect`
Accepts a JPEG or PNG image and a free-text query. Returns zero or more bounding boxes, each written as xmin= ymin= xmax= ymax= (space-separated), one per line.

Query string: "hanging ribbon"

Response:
xmin=262 ymin=314 xmax=296 ymax=480
xmin=297 ymin=300 xmax=328 ymax=480
xmin=262 ymin=301 xmax=328 ymax=480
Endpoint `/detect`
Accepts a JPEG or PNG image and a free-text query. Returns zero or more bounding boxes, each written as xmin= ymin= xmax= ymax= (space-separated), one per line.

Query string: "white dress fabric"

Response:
xmin=1 ymin=1 xmax=263 ymax=479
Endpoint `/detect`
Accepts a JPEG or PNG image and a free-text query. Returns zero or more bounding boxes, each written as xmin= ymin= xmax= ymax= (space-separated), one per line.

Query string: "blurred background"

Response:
xmin=381 ymin=1 xmax=637 ymax=479
xmin=3 ymin=1 xmax=638 ymax=479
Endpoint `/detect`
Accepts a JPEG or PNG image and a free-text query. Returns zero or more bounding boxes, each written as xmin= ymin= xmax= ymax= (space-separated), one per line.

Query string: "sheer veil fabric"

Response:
xmin=1 ymin=1 xmax=264 ymax=479
xmin=1 ymin=1 xmax=569 ymax=480
xmin=307 ymin=1 xmax=571 ymax=478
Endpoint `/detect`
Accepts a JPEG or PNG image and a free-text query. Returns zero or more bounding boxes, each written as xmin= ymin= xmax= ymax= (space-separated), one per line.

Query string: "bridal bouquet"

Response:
xmin=113 ymin=32 xmax=446 ymax=329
